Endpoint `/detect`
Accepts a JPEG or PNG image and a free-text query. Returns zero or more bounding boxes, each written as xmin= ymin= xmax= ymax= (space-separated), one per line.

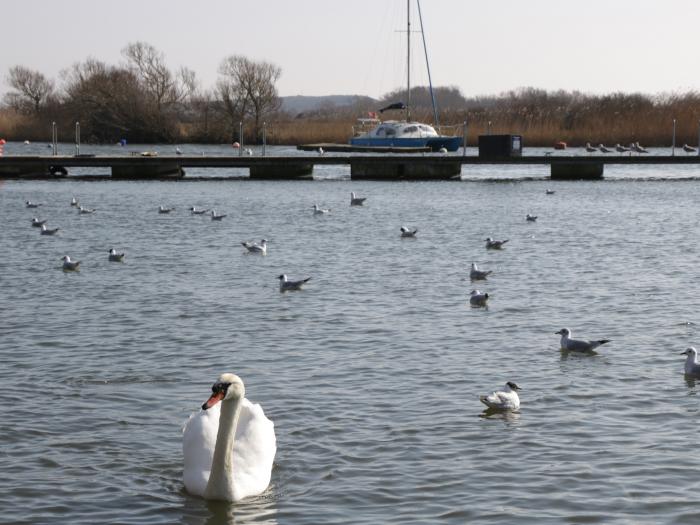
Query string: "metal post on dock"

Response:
xmin=672 ymin=118 xmax=676 ymax=156
xmin=697 ymin=120 xmax=700 ymax=155
xmin=262 ymin=122 xmax=267 ymax=157
xmin=238 ymin=121 xmax=243 ymax=157
xmin=52 ymin=122 xmax=57 ymax=156
xmin=462 ymin=121 xmax=467 ymax=157
xmin=487 ymin=121 xmax=492 ymax=136
xmin=75 ymin=122 xmax=80 ymax=156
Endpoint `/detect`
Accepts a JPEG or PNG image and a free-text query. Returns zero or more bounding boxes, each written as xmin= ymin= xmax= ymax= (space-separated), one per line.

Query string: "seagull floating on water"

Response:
xmin=25 ymin=200 xmax=41 ymax=208
xmin=210 ymin=210 xmax=227 ymax=221
xmin=78 ymin=206 xmax=96 ymax=214
xmin=470 ymin=262 xmax=492 ymax=281
xmin=485 ymin=237 xmax=509 ymax=250
xmin=480 ymin=381 xmax=521 ymax=411
xmin=400 ymin=226 xmax=418 ymax=238
xmin=61 ymin=255 xmax=80 ymax=271
xmin=469 ymin=289 xmax=489 ymax=307
xmin=108 ymin=248 xmax=125 ymax=262
xmin=31 ymin=217 xmax=47 ymax=227
xmin=313 ymin=204 xmax=331 ymax=215
xmin=556 ymin=328 xmax=610 ymax=353
xmin=158 ymin=206 xmax=174 ymax=214
xmin=526 ymin=214 xmax=538 ymax=222
xmin=241 ymin=239 xmax=267 ymax=255
xmin=40 ymin=224 xmax=59 ymax=235
xmin=545 ymin=189 xmax=556 ymax=195
xmin=350 ymin=192 xmax=367 ymax=206
xmin=681 ymin=347 xmax=700 ymax=376
xmin=278 ymin=274 xmax=310 ymax=292
xmin=190 ymin=206 xmax=209 ymax=215
xmin=70 ymin=197 xmax=79 ymax=207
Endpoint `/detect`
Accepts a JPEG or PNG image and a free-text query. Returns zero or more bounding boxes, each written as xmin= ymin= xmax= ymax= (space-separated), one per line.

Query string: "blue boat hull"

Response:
xmin=350 ymin=135 xmax=461 ymax=152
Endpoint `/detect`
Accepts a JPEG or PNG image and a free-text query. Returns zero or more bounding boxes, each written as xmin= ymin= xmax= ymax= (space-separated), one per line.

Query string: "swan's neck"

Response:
xmin=205 ymin=396 xmax=242 ymax=500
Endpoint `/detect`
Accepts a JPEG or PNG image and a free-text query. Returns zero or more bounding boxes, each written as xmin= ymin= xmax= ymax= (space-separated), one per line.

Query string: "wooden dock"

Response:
xmin=1 ymin=154 xmax=700 ymax=181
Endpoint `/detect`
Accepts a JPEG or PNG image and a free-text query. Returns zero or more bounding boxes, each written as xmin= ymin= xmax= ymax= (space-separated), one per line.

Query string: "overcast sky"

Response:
xmin=2 ymin=0 xmax=700 ymax=99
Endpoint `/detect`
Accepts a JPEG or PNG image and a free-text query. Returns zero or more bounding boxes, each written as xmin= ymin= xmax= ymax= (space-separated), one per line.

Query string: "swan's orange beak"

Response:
xmin=202 ymin=391 xmax=225 ymax=410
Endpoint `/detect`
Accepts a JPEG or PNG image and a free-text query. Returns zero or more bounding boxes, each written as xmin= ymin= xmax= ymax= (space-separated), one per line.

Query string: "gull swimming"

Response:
xmin=350 ymin=192 xmax=367 ymax=206
xmin=70 ymin=196 xmax=79 ymax=207
xmin=469 ymin=289 xmax=489 ymax=307
xmin=400 ymin=226 xmax=418 ymax=238
xmin=313 ymin=204 xmax=331 ymax=215
xmin=241 ymin=239 xmax=267 ymax=254
xmin=78 ymin=206 xmax=96 ymax=214
xmin=31 ymin=217 xmax=47 ymax=227
xmin=480 ymin=381 xmax=521 ymax=411
xmin=108 ymin=248 xmax=125 ymax=262
xmin=40 ymin=224 xmax=59 ymax=235
xmin=278 ymin=274 xmax=310 ymax=292
xmin=25 ymin=200 xmax=42 ymax=208
xmin=681 ymin=347 xmax=700 ymax=376
xmin=470 ymin=263 xmax=492 ymax=281
xmin=190 ymin=206 xmax=209 ymax=215
xmin=526 ymin=214 xmax=537 ymax=222
xmin=556 ymin=328 xmax=610 ymax=352
xmin=158 ymin=206 xmax=174 ymax=214
xmin=210 ymin=210 xmax=227 ymax=221
xmin=545 ymin=189 xmax=555 ymax=195
xmin=61 ymin=255 xmax=80 ymax=271
xmin=485 ymin=237 xmax=509 ymax=249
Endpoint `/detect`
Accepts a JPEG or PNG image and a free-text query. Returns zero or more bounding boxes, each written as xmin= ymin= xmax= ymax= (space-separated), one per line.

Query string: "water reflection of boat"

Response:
xmin=350 ymin=1 xmax=461 ymax=152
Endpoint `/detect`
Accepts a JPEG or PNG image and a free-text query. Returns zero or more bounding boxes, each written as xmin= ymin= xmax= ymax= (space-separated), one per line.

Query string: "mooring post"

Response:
xmin=462 ymin=121 xmax=467 ymax=157
xmin=488 ymin=121 xmax=492 ymax=136
xmin=239 ymin=121 xmax=243 ymax=157
xmin=262 ymin=122 xmax=267 ymax=157
xmin=672 ymin=118 xmax=676 ymax=156
xmin=75 ymin=122 xmax=80 ymax=156
xmin=52 ymin=122 xmax=57 ymax=156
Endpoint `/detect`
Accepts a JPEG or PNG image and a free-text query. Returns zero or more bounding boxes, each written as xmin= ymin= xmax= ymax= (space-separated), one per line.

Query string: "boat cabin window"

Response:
xmin=404 ymin=126 xmax=418 ymax=133
xmin=385 ymin=128 xmax=396 ymax=136
xmin=376 ymin=127 xmax=386 ymax=136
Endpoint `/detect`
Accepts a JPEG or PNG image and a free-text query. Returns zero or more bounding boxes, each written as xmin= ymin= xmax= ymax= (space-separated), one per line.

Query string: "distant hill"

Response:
xmin=280 ymin=95 xmax=377 ymax=114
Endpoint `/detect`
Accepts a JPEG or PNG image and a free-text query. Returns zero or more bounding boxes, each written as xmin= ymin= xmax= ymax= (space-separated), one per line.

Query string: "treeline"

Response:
xmin=2 ymin=43 xmax=700 ymax=146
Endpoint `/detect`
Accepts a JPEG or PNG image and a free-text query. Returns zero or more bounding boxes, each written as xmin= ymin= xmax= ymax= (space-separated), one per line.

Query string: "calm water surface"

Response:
xmin=1 ymin=148 xmax=700 ymax=524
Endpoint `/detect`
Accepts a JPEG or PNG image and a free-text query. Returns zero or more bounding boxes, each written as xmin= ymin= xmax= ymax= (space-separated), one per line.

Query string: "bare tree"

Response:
xmin=217 ymin=55 xmax=281 ymax=141
xmin=4 ymin=65 xmax=54 ymax=114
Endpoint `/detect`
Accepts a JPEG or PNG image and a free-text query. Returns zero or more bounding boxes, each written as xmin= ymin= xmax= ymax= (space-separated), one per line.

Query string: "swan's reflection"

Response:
xmin=181 ymin=491 xmax=278 ymax=525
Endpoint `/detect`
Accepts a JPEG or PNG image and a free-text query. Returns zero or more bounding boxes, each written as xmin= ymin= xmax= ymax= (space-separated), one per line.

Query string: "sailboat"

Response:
xmin=350 ymin=0 xmax=462 ymax=152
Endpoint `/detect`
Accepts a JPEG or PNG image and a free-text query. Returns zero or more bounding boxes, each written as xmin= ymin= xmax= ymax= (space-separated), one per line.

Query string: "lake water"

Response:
xmin=2 ymin=143 xmax=700 ymax=524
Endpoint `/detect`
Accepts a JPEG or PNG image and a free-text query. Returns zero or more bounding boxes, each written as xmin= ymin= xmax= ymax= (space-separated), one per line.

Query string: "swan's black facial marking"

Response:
xmin=202 ymin=382 xmax=231 ymax=410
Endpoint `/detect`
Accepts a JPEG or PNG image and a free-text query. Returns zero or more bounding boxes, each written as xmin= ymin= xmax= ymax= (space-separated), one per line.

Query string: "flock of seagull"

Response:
xmin=584 ymin=141 xmax=698 ymax=154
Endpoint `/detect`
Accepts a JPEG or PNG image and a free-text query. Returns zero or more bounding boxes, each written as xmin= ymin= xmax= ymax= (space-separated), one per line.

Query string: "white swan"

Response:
xmin=183 ymin=373 xmax=276 ymax=502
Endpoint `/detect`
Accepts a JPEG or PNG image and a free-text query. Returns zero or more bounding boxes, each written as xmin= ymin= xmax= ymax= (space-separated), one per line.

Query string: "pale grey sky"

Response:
xmin=2 ymin=0 xmax=699 ymax=99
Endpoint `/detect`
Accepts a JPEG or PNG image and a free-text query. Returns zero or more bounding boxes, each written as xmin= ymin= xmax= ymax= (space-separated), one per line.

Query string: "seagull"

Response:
xmin=158 ymin=206 xmax=174 ymax=214
xmin=317 ymin=147 xmax=324 ymax=156
xmin=245 ymin=148 xmax=253 ymax=156
xmin=70 ymin=197 xmax=79 ymax=207
xmin=40 ymin=224 xmax=59 ymax=235
xmin=485 ymin=237 xmax=509 ymax=249
xmin=175 ymin=147 xmax=183 ymax=155
xmin=25 ymin=200 xmax=41 ymax=208
xmin=438 ymin=147 xmax=448 ymax=154
xmin=241 ymin=239 xmax=268 ymax=254
xmin=78 ymin=206 xmax=96 ymax=214
xmin=469 ymin=289 xmax=489 ymax=307
xmin=556 ymin=328 xmax=610 ymax=353
xmin=31 ymin=217 xmax=47 ymax=227
xmin=683 ymin=144 xmax=697 ymax=154
xmin=615 ymin=143 xmax=630 ymax=153
xmin=61 ymin=255 xmax=80 ymax=271
xmin=350 ymin=192 xmax=367 ymax=206
xmin=108 ymin=248 xmax=125 ymax=262
xmin=526 ymin=214 xmax=538 ymax=222
xmin=632 ymin=142 xmax=649 ymax=154
xmin=470 ymin=262 xmax=492 ymax=281
xmin=400 ymin=226 xmax=418 ymax=238
xmin=278 ymin=274 xmax=310 ymax=292
xmin=210 ymin=210 xmax=227 ymax=221
xmin=681 ymin=347 xmax=700 ymax=376
xmin=545 ymin=189 xmax=556 ymax=195
xmin=190 ymin=206 xmax=209 ymax=215
xmin=313 ymin=204 xmax=331 ymax=215
xmin=598 ymin=144 xmax=612 ymax=153
xmin=480 ymin=382 xmax=521 ymax=411
xmin=585 ymin=142 xmax=598 ymax=153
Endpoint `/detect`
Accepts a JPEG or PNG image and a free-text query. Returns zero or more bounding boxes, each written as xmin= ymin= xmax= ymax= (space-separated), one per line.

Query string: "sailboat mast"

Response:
xmin=417 ymin=0 xmax=439 ymax=127
xmin=406 ymin=0 xmax=411 ymax=122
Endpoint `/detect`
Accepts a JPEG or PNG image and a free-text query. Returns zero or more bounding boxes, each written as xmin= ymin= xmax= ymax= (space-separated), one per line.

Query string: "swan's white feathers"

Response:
xmin=183 ymin=397 xmax=276 ymax=501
